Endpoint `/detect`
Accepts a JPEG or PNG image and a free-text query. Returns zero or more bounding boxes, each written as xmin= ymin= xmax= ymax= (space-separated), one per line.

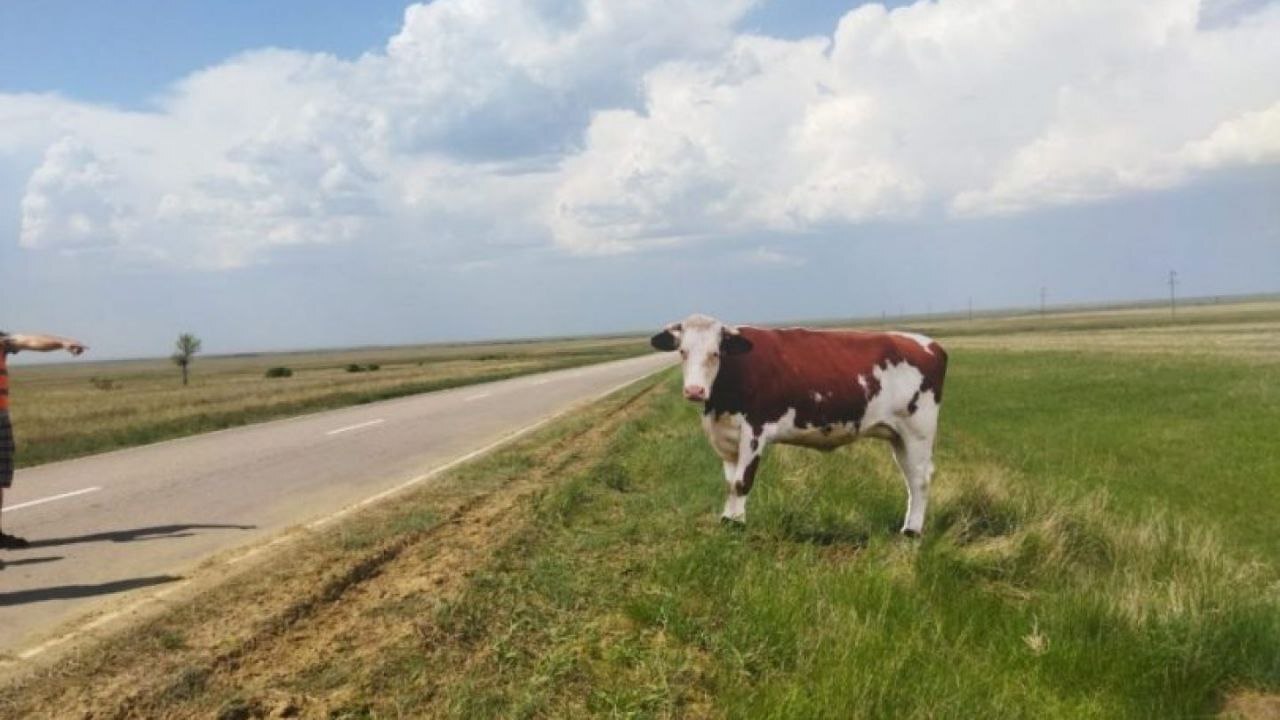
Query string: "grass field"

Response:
xmin=2 ymin=301 xmax=1278 ymax=718
xmin=5 ymin=336 xmax=648 ymax=467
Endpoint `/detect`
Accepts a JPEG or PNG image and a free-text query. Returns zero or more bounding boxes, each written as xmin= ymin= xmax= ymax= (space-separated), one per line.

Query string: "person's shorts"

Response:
xmin=0 ymin=411 xmax=13 ymax=489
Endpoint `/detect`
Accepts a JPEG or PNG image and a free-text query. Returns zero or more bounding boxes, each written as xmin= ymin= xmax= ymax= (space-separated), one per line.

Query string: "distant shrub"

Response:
xmin=367 ymin=364 xmax=381 ymax=371
xmin=345 ymin=363 xmax=380 ymax=373
xmin=346 ymin=364 xmax=364 ymax=373
xmin=89 ymin=376 xmax=121 ymax=391
xmin=264 ymin=367 xmax=293 ymax=378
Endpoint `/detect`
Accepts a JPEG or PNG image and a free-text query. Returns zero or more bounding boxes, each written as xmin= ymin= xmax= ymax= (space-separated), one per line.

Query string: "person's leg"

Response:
xmin=0 ymin=412 xmax=27 ymax=548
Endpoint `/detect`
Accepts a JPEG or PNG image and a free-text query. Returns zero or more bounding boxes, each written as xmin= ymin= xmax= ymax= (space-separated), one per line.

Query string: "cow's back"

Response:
xmin=707 ymin=326 xmax=947 ymax=436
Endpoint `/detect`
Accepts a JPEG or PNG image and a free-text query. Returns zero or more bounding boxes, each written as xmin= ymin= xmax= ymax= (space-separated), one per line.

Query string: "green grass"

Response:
xmin=946 ymin=350 xmax=1280 ymax=557
xmin=372 ymin=359 xmax=1280 ymax=718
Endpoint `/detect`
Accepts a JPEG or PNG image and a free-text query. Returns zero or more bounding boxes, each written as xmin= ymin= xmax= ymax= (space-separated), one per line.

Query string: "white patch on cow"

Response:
xmin=723 ymin=493 xmax=747 ymax=522
xmin=671 ymin=313 xmax=742 ymax=399
xmin=760 ymin=406 xmax=857 ymax=451
xmin=760 ymin=407 xmax=797 ymax=441
xmin=702 ymin=411 xmax=744 ymax=462
xmin=889 ymin=331 xmax=936 ymax=354
xmin=864 ymin=361 xmax=927 ymax=425
xmin=812 ymin=391 xmax=824 ymax=403
xmin=857 ymin=374 xmax=869 ymax=392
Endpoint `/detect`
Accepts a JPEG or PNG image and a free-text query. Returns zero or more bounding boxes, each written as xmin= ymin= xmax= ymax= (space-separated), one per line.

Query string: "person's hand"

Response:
xmin=66 ymin=341 xmax=87 ymax=356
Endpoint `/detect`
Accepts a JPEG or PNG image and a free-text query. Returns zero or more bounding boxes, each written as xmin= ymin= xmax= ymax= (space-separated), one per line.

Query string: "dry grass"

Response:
xmin=829 ymin=298 xmax=1280 ymax=361
xmin=941 ymin=320 xmax=1280 ymax=360
xmin=6 ymin=336 xmax=646 ymax=467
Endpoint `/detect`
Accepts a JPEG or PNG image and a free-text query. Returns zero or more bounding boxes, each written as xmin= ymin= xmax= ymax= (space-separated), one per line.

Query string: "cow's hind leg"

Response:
xmin=891 ymin=435 xmax=935 ymax=537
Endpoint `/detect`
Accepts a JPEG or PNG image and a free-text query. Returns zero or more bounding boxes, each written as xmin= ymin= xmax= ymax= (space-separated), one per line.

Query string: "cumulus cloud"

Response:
xmin=554 ymin=0 xmax=1280 ymax=249
xmin=20 ymin=137 xmax=131 ymax=252
xmin=1180 ymin=100 xmax=1280 ymax=169
xmin=2 ymin=0 xmax=756 ymax=268
xmin=2 ymin=0 xmax=1278 ymax=266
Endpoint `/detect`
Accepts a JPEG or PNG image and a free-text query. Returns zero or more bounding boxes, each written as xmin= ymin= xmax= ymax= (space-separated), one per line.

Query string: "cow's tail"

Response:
xmin=930 ymin=341 xmax=949 ymax=405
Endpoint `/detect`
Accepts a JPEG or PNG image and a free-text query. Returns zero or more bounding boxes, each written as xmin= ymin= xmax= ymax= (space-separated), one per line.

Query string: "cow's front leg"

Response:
xmin=722 ymin=430 xmax=763 ymax=524
xmin=721 ymin=460 xmax=745 ymax=524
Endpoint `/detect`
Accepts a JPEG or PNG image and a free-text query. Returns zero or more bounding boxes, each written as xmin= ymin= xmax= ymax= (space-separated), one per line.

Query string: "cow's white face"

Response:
xmin=650 ymin=314 xmax=753 ymax=402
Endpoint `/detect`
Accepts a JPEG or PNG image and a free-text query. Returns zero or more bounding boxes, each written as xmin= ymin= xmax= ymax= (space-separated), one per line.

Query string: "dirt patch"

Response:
xmin=1222 ymin=692 xmax=1280 ymax=719
xmin=0 ymin=375 xmax=665 ymax=719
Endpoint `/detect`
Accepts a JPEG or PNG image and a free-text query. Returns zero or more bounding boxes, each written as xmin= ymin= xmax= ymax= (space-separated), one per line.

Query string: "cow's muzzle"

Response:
xmin=683 ymin=385 xmax=708 ymax=402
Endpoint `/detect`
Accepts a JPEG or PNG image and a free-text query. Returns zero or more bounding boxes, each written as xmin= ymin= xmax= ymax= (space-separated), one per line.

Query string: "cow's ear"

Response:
xmin=650 ymin=323 xmax=681 ymax=352
xmin=721 ymin=328 xmax=753 ymax=356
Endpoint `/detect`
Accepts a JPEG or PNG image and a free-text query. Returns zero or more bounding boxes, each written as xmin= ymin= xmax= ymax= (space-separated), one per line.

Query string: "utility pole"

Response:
xmin=1168 ymin=270 xmax=1178 ymax=318
xmin=881 ymin=310 xmax=887 ymax=328
xmin=1040 ymin=287 xmax=1047 ymax=317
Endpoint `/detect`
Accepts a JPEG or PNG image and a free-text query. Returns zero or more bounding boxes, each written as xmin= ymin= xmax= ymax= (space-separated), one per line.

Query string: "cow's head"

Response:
xmin=650 ymin=314 xmax=753 ymax=402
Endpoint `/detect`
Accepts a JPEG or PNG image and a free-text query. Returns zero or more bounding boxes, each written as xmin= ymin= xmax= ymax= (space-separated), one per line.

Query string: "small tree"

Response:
xmin=171 ymin=333 xmax=202 ymax=386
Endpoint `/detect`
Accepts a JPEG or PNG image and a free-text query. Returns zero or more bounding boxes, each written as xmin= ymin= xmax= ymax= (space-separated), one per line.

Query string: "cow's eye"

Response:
xmin=711 ymin=352 xmax=720 ymax=360
xmin=679 ymin=349 xmax=688 ymax=358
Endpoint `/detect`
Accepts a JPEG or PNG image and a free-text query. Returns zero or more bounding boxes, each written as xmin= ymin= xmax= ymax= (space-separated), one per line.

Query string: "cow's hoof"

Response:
xmin=720 ymin=515 xmax=746 ymax=529
xmin=900 ymin=528 xmax=921 ymax=539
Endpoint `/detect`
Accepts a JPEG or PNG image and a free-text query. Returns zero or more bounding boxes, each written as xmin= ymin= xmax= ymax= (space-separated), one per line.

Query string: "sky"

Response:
xmin=1 ymin=0 xmax=1277 ymax=359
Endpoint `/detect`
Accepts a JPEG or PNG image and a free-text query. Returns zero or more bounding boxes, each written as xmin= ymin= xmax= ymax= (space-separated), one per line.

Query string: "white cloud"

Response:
xmin=20 ymin=137 xmax=132 ymax=252
xmin=554 ymin=0 xmax=1280 ymax=248
xmin=1180 ymin=100 xmax=1280 ymax=169
xmin=2 ymin=0 xmax=1278 ymax=266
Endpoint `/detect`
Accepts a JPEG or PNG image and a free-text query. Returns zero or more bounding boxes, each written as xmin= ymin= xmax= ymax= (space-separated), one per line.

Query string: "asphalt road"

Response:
xmin=0 ymin=353 xmax=673 ymax=658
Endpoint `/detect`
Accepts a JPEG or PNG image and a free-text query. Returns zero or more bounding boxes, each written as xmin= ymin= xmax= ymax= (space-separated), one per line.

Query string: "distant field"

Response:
xmin=2 ymin=300 xmax=1278 ymax=718
xmin=922 ymin=300 xmax=1280 ymax=361
xmin=6 ymin=336 xmax=648 ymax=467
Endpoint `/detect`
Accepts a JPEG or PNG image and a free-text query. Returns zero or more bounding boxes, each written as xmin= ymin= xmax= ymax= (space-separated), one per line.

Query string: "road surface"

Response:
xmin=0 ymin=353 xmax=673 ymax=658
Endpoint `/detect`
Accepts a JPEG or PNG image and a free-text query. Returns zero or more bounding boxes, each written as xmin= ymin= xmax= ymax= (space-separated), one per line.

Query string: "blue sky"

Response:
xmin=0 ymin=1 xmax=882 ymax=106
xmin=0 ymin=1 xmax=411 ymax=107
xmin=1 ymin=0 xmax=1277 ymax=358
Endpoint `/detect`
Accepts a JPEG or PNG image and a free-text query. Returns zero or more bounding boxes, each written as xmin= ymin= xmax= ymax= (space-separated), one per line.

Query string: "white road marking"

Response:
xmin=325 ymin=419 xmax=385 ymax=436
xmin=2 ymin=486 xmax=101 ymax=513
xmin=465 ymin=392 xmax=492 ymax=402
xmin=305 ymin=366 xmax=666 ymax=532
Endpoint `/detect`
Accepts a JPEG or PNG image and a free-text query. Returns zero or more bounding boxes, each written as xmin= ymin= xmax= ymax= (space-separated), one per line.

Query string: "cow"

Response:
xmin=650 ymin=314 xmax=948 ymax=536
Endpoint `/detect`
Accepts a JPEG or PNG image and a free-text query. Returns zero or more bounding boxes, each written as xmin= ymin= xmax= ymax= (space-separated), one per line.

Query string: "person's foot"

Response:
xmin=0 ymin=532 xmax=30 ymax=549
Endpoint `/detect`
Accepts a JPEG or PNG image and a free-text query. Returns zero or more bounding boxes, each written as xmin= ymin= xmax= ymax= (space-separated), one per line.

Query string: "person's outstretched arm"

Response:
xmin=5 ymin=333 xmax=88 ymax=355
